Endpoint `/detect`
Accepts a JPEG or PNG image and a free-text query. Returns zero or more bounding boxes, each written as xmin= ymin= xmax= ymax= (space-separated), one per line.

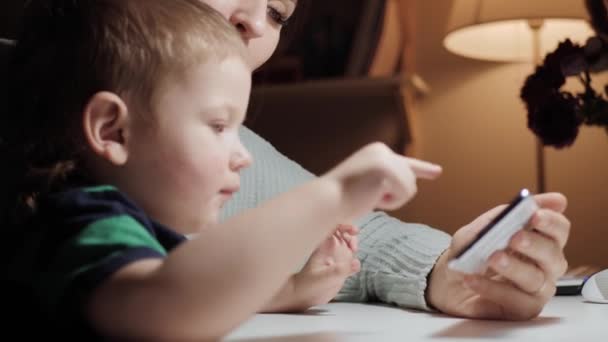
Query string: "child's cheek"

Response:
xmin=175 ymin=151 xmax=226 ymax=193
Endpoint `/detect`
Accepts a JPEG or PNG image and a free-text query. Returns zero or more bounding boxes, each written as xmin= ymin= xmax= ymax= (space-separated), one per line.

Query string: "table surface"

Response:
xmin=225 ymin=296 xmax=607 ymax=342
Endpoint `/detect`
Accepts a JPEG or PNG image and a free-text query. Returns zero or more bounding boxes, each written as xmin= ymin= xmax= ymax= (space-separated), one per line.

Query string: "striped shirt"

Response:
xmin=7 ymin=185 xmax=186 ymax=339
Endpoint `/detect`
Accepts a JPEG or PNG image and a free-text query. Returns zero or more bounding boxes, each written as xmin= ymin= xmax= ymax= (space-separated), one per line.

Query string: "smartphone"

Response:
xmin=448 ymin=189 xmax=539 ymax=274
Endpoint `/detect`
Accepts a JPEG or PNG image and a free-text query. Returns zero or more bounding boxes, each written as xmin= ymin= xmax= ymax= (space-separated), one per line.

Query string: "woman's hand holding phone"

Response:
xmin=425 ymin=192 xmax=570 ymax=320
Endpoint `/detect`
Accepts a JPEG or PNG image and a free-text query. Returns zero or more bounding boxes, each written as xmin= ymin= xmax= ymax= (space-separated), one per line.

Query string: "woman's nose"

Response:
xmin=230 ymin=3 xmax=267 ymax=41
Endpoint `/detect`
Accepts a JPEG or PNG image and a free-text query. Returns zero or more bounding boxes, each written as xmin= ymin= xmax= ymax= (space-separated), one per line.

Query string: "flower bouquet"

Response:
xmin=521 ymin=0 xmax=608 ymax=148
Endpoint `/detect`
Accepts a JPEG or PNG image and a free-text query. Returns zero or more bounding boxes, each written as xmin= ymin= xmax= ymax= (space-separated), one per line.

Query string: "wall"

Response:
xmin=389 ymin=0 xmax=608 ymax=269
xmin=392 ymin=61 xmax=538 ymax=241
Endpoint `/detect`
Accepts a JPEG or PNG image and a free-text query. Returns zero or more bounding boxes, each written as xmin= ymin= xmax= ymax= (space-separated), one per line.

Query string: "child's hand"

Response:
xmin=292 ymin=224 xmax=361 ymax=309
xmin=324 ymin=143 xmax=442 ymax=220
xmin=259 ymin=224 xmax=360 ymax=313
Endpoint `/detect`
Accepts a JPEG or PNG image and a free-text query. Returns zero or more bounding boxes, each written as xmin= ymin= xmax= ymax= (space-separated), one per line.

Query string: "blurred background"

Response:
xmin=1 ymin=0 xmax=606 ymax=269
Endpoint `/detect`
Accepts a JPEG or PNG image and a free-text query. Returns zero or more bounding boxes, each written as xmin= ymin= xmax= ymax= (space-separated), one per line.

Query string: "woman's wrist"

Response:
xmin=425 ymin=249 xmax=450 ymax=312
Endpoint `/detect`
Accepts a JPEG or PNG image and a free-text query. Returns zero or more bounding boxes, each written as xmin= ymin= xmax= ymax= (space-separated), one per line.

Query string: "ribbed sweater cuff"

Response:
xmin=335 ymin=215 xmax=452 ymax=311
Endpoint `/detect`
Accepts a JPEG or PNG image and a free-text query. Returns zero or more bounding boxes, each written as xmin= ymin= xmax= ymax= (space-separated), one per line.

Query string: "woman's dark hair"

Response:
xmin=0 ymin=0 xmax=246 ymax=227
xmin=271 ymin=0 xmax=310 ymax=55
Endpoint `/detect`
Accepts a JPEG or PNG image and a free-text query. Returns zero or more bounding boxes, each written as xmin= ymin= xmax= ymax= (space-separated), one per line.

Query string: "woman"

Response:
xmin=206 ymin=0 xmax=571 ymax=321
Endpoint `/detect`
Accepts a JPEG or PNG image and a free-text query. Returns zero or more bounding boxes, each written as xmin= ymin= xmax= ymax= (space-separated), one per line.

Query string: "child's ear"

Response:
xmin=82 ymin=91 xmax=131 ymax=165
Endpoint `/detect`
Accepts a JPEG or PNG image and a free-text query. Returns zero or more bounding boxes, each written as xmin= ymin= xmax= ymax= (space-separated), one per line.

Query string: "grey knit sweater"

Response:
xmin=221 ymin=127 xmax=452 ymax=311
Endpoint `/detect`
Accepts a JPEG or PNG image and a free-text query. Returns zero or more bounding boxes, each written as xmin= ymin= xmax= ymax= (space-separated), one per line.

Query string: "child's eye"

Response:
xmin=211 ymin=123 xmax=226 ymax=134
xmin=267 ymin=6 xmax=290 ymax=27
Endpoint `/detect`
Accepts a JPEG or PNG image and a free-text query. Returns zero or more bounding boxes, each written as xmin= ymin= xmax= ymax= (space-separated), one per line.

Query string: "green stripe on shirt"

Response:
xmin=40 ymin=215 xmax=167 ymax=313
xmin=83 ymin=185 xmax=118 ymax=193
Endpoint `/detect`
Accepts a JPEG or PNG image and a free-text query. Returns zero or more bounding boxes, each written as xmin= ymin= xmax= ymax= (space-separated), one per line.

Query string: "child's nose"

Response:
xmin=230 ymin=145 xmax=252 ymax=172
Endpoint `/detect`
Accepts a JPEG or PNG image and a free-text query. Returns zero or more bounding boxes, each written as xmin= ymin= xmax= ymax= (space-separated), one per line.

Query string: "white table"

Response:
xmin=225 ymin=296 xmax=607 ymax=342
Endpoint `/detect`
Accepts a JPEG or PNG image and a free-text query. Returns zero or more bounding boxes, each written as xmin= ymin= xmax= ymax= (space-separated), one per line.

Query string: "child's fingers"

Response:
xmin=330 ymin=233 xmax=340 ymax=248
xmin=336 ymin=224 xmax=359 ymax=236
xmin=336 ymin=224 xmax=359 ymax=252
xmin=333 ymin=230 xmax=347 ymax=247
xmin=406 ymin=157 xmax=442 ymax=180
xmin=341 ymin=233 xmax=358 ymax=253
xmin=350 ymin=235 xmax=358 ymax=253
xmin=318 ymin=233 xmax=340 ymax=257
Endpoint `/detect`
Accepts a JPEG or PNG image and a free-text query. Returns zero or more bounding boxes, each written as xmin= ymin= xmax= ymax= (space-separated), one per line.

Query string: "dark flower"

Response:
xmin=521 ymin=1 xmax=608 ymax=149
xmin=543 ymin=39 xmax=585 ymax=77
xmin=584 ymin=36 xmax=608 ymax=72
xmin=527 ymin=92 xmax=583 ymax=148
xmin=562 ymin=52 xmax=588 ymax=76
xmin=584 ymin=36 xmax=604 ymax=62
xmin=520 ymin=41 xmax=585 ymax=111
xmin=580 ymin=84 xmax=608 ymax=126
xmin=521 ymin=66 xmax=563 ymax=110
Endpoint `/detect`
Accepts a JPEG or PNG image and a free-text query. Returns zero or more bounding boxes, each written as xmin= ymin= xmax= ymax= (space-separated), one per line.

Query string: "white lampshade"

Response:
xmin=444 ymin=0 xmax=595 ymax=62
